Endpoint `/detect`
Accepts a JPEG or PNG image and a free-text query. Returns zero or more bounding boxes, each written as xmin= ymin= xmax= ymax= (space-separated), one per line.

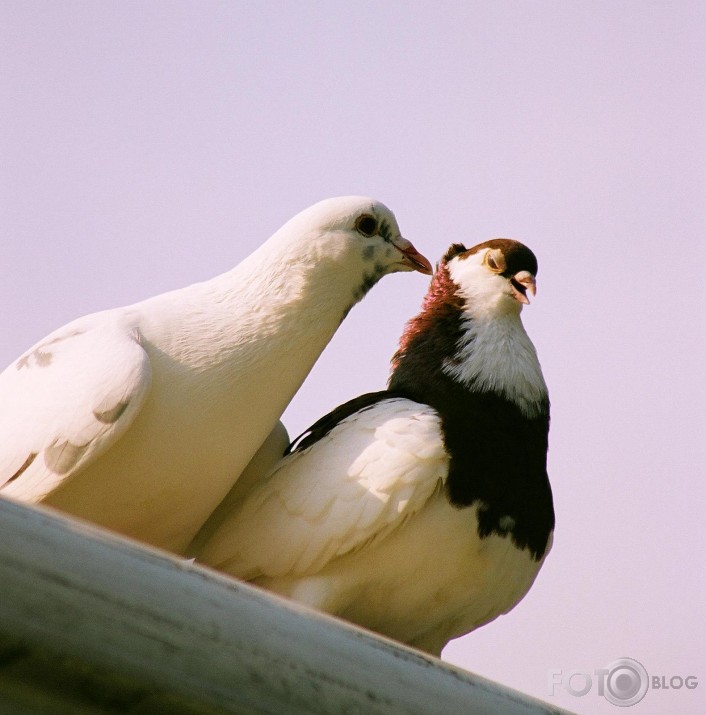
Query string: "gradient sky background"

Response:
xmin=1 ymin=3 xmax=704 ymax=713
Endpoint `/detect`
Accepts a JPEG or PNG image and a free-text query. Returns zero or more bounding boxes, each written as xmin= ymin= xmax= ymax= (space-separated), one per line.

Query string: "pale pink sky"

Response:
xmin=1 ymin=3 xmax=704 ymax=713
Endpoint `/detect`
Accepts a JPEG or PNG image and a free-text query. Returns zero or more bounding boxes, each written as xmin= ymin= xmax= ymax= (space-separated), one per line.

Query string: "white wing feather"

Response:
xmin=0 ymin=313 xmax=151 ymax=500
xmin=199 ymin=398 xmax=448 ymax=579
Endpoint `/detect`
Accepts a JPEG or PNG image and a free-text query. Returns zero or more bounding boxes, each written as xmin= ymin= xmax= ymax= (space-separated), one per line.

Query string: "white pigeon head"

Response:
xmin=267 ymin=196 xmax=432 ymax=288
xmin=444 ymin=239 xmax=538 ymax=321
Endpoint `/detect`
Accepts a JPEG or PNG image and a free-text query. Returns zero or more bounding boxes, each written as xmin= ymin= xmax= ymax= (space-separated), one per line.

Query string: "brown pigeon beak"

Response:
xmin=391 ymin=237 xmax=433 ymax=275
xmin=510 ymin=271 xmax=537 ymax=305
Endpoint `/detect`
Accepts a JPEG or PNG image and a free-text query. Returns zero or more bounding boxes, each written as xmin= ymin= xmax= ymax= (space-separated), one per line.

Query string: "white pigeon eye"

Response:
xmin=485 ymin=250 xmax=506 ymax=272
xmin=355 ymin=214 xmax=378 ymax=237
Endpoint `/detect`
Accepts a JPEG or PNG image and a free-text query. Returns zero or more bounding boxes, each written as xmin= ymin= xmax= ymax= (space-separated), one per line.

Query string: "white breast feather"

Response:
xmin=443 ymin=314 xmax=547 ymax=417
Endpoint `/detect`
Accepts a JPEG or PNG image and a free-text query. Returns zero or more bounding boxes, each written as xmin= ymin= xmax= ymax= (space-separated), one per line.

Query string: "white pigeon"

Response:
xmin=194 ymin=239 xmax=554 ymax=656
xmin=0 ymin=196 xmax=432 ymax=553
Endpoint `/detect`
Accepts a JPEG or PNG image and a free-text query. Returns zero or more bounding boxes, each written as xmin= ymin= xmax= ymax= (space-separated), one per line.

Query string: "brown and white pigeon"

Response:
xmin=194 ymin=239 xmax=554 ymax=656
xmin=0 ymin=196 xmax=431 ymax=553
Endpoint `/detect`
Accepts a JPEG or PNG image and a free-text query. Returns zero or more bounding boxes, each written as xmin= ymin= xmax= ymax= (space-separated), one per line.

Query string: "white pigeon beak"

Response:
xmin=391 ymin=237 xmax=433 ymax=275
xmin=510 ymin=271 xmax=537 ymax=304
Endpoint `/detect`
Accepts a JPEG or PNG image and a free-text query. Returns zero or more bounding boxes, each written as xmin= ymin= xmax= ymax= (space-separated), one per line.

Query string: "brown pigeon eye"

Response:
xmin=485 ymin=250 xmax=505 ymax=272
xmin=355 ymin=215 xmax=378 ymax=237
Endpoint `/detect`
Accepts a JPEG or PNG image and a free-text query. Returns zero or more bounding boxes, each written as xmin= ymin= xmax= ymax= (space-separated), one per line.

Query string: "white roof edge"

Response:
xmin=0 ymin=497 xmax=573 ymax=714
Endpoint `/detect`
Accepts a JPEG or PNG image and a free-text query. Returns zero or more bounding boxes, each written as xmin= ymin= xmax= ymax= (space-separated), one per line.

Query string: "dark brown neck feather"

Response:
xmin=391 ymin=261 xmax=464 ymax=387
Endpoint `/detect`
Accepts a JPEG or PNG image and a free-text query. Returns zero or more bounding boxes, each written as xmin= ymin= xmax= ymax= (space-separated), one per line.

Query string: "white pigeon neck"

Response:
xmin=443 ymin=311 xmax=548 ymax=418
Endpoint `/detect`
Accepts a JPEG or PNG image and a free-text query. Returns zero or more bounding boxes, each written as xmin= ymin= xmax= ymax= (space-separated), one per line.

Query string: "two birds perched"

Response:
xmin=0 ymin=197 xmax=432 ymax=553
xmin=193 ymin=239 xmax=554 ymax=656
xmin=0 ymin=196 xmax=554 ymax=656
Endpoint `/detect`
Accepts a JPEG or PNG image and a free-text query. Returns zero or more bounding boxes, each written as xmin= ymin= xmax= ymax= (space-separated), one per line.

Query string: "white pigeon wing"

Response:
xmin=0 ymin=313 xmax=152 ymax=500
xmin=201 ymin=398 xmax=448 ymax=579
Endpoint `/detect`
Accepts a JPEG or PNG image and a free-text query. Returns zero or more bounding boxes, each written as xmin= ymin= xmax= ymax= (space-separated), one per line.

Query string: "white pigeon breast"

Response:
xmin=443 ymin=313 xmax=548 ymax=417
